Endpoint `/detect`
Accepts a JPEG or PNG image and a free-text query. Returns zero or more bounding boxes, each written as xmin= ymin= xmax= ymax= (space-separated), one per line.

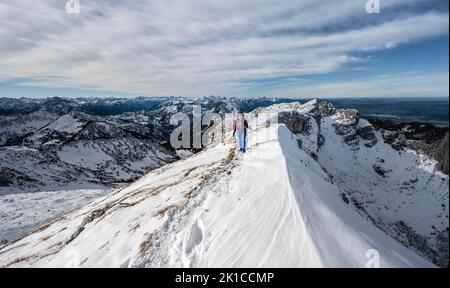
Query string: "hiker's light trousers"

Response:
xmin=236 ymin=130 xmax=247 ymax=151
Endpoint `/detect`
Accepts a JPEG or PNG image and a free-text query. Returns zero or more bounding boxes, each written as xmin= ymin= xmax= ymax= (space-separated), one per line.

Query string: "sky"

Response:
xmin=0 ymin=0 xmax=448 ymax=99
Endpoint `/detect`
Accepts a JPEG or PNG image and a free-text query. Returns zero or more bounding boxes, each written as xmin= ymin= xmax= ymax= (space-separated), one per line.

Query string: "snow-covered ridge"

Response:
xmin=1 ymin=100 xmax=444 ymax=268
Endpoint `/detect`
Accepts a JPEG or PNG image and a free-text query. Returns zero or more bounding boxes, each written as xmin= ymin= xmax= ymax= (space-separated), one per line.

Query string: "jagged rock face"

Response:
xmin=333 ymin=124 xmax=353 ymax=136
xmin=278 ymin=111 xmax=310 ymax=134
xmin=331 ymin=109 xmax=360 ymax=138
xmin=434 ymin=132 xmax=449 ymax=175
xmin=357 ymin=123 xmax=378 ymax=147
xmin=318 ymin=101 xmax=336 ymax=117
xmin=332 ymin=109 xmax=360 ymax=126
xmin=329 ymin=109 xmax=363 ymax=149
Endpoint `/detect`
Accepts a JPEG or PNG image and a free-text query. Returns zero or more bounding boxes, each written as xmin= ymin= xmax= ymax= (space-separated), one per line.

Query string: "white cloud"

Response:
xmin=264 ymin=71 xmax=450 ymax=98
xmin=0 ymin=0 xmax=448 ymax=96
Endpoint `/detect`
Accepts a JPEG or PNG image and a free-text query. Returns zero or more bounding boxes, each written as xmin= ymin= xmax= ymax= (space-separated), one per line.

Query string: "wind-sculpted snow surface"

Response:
xmin=0 ymin=100 xmax=441 ymax=267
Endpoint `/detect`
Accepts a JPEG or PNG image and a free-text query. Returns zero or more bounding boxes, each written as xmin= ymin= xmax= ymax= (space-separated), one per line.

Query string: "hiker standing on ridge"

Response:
xmin=233 ymin=111 xmax=249 ymax=153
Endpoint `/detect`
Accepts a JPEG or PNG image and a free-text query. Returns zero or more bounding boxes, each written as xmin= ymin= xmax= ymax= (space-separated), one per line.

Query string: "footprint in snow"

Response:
xmin=79 ymin=257 xmax=89 ymax=266
xmin=185 ymin=222 xmax=203 ymax=255
xmin=99 ymin=241 xmax=110 ymax=250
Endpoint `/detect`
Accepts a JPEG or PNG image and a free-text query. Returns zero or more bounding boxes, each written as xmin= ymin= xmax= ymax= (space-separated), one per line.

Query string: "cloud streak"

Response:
xmin=260 ymin=71 xmax=449 ymax=98
xmin=0 ymin=0 xmax=448 ymax=97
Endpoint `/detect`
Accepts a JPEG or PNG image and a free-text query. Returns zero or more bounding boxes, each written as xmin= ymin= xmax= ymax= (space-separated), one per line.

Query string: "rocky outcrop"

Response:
xmin=278 ymin=111 xmax=310 ymax=134
xmin=405 ymin=140 xmax=434 ymax=156
xmin=331 ymin=109 xmax=362 ymax=149
xmin=357 ymin=123 xmax=378 ymax=148
xmin=318 ymin=101 xmax=336 ymax=117
xmin=379 ymin=130 xmax=407 ymax=151
xmin=332 ymin=109 xmax=359 ymax=126
xmin=0 ymin=175 xmax=12 ymax=187
xmin=373 ymin=164 xmax=391 ymax=177
xmin=343 ymin=132 xmax=359 ymax=147
xmin=434 ymin=132 xmax=449 ymax=175
xmin=332 ymin=109 xmax=360 ymax=136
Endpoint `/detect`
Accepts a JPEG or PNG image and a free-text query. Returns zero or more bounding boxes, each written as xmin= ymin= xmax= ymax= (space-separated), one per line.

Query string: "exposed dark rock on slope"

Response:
xmin=278 ymin=111 xmax=310 ymax=133
xmin=369 ymin=119 xmax=449 ymax=175
xmin=434 ymin=132 xmax=449 ymax=175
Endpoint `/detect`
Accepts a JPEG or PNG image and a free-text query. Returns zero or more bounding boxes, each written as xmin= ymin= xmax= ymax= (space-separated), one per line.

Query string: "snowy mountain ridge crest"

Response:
xmin=0 ymin=100 xmax=447 ymax=268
